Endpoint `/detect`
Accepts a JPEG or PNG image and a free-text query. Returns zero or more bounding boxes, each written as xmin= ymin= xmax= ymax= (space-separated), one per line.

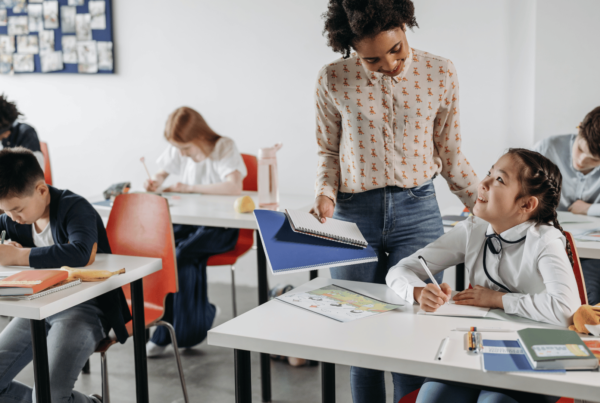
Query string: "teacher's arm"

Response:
xmin=434 ymin=60 xmax=478 ymax=211
xmin=311 ymin=66 xmax=342 ymax=223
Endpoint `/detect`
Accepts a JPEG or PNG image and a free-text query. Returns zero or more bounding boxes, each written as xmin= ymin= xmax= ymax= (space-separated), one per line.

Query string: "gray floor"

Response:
xmin=0 ymin=283 xmax=397 ymax=402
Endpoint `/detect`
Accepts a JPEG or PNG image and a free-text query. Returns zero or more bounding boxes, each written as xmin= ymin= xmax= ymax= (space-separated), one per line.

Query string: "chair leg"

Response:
xmin=100 ymin=352 xmax=111 ymax=403
xmin=231 ymin=265 xmax=237 ymax=318
xmin=156 ymin=321 xmax=189 ymax=403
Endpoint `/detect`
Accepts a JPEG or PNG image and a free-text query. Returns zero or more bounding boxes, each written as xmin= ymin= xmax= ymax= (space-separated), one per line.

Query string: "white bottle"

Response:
xmin=258 ymin=143 xmax=283 ymax=208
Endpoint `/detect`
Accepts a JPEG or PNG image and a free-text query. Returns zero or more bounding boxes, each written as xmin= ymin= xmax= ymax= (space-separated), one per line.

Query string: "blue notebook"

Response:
xmin=254 ymin=210 xmax=377 ymax=274
xmin=482 ymin=340 xmax=565 ymax=373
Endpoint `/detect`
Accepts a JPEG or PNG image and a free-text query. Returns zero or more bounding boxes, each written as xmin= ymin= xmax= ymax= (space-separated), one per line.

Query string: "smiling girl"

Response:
xmin=143 ymin=106 xmax=246 ymax=357
xmin=387 ymin=149 xmax=581 ymax=403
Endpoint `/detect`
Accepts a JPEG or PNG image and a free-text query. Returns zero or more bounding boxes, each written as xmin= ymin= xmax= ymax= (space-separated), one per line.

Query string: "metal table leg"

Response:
xmin=131 ymin=279 xmax=149 ymax=403
xmin=256 ymin=232 xmax=272 ymax=402
xmin=455 ymin=263 xmax=465 ymax=292
xmin=30 ymin=319 xmax=51 ymax=403
xmin=321 ymin=362 xmax=335 ymax=403
xmin=235 ymin=349 xmax=252 ymax=403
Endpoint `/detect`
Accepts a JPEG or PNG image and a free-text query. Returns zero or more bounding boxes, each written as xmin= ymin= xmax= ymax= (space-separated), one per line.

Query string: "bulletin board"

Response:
xmin=0 ymin=0 xmax=114 ymax=74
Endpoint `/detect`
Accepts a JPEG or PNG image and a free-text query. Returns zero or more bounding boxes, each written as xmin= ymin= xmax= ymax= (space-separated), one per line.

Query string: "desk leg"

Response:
xmin=256 ymin=232 xmax=272 ymax=402
xmin=321 ymin=362 xmax=335 ymax=403
xmin=131 ymin=279 xmax=149 ymax=403
xmin=30 ymin=319 xmax=51 ymax=403
xmin=235 ymin=349 xmax=252 ymax=403
xmin=455 ymin=263 xmax=465 ymax=292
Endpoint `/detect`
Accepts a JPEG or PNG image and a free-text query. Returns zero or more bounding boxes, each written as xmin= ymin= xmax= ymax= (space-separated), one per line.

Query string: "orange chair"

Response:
xmin=94 ymin=193 xmax=188 ymax=403
xmin=39 ymin=141 xmax=53 ymax=185
xmin=206 ymin=153 xmax=257 ymax=317
xmin=398 ymin=232 xmax=586 ymax=403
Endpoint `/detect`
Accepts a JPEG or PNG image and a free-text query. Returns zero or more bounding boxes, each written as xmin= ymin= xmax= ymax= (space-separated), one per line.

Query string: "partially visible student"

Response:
xmin=0 ymin=94 xmax=44 ymax=170
xmin=143 ymin=106 xmax=246 ymax=356
xmin=533 ymin=105 xmax=600 ymax=305
xmin=0 ymin=148 xmax=130 ymax=403
xmin=387 ymin=149 xmax=581 ymax=403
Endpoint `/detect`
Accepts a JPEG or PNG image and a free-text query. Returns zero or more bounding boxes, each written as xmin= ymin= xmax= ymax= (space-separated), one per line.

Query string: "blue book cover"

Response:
xmin=482 ymin=340 xmax=565 ymax=373
xmin=254 ymin=210 xmax=377 ymax=274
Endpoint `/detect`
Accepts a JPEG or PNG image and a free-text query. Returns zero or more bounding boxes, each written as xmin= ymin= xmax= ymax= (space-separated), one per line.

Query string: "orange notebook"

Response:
xmin=0 ymin=270 xmax=69 ymax=296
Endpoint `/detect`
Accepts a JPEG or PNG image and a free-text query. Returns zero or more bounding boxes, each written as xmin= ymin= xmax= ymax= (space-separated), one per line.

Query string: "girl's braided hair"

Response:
xmin=506 ymin=148 xmax=573 ymax=266
xmin=322 ymin=0 xmax=418 ymax=59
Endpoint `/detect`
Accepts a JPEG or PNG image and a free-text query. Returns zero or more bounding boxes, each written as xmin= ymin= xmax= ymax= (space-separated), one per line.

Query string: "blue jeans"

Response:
xmin=417 ymin=379 xmax=560 ymax=403
xmin=0 ymin=301 xmax=106 ymax=403
xmin=151 ymin=225 xmax=239 ymax=348
xmin=580 ymin=258 xmax=600 ymax=305
xmin=330 ymin=182 xmax=445 ymax=403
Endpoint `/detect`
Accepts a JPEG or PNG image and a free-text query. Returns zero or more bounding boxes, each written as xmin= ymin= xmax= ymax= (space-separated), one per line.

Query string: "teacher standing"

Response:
xmin=311 ymin=1 xmax=478 ymax=402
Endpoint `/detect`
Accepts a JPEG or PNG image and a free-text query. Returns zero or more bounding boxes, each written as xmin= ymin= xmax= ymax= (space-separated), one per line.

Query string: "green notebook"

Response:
xmin=517 ymin=328 xmax=599 ymax=370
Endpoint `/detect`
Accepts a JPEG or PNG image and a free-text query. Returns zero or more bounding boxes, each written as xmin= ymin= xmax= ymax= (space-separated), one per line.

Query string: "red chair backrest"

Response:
xmin=40 ymin=141 xmax=53 ymax=185
xmin=564 ymin=231 xmax=588 ymax=306
xmin=106 ymin=193 xmax=178 ymax=313
xmin=241 ymin=154 xmax=258 ymax=191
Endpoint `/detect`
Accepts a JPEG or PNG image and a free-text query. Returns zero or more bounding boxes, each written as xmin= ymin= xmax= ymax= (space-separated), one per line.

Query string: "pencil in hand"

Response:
xmin=140 ymin=157 xmax=153 ymax=181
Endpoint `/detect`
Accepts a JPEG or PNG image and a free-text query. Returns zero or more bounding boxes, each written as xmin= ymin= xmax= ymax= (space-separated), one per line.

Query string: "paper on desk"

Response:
xmin=557 ymin=211 xmax=593 ymax=224
xmin=418 ymin=301 xmax=489 ymax=318
xmin=570 ymin=228 xmax=600 ymax=242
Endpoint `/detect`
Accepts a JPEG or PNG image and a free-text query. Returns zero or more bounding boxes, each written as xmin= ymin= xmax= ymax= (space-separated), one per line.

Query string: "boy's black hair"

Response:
xmin=0 ymin=94 xmax=22 ymax=129
xmin=322 ymin=0 xmax=418 ymax=59
xmin=0 ymin=147 xmax=45 ymax=200
xmin=579 ymin=106 xmax=600 ymax=158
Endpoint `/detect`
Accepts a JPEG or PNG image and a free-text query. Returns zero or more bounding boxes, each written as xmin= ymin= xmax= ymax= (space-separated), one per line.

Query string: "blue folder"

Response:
xmin=482 ymin=340 xmax=565 ymax=373
xmin=254 ymin=210 xmax=377 ymax=274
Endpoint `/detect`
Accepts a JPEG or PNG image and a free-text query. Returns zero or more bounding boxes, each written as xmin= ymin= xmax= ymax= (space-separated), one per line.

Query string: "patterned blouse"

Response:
xmin=314 ymin=47 xmax=478 ymax=210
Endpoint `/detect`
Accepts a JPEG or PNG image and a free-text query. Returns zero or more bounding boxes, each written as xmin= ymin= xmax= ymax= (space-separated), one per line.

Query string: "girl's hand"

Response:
xmin=415 ymin=283 xmax=452 ymax=312
xmin=144 ymin=179 xmax=160 ymax=192
xmin=163 ymin=182 xmax=191 ymax=193
xmin=4 ymin=241 xmax=22 ymax=248
xmin=309 ymin=195 xmax=335 ymax=223
xmin=453 ymin=285 xmax=505 ymax=309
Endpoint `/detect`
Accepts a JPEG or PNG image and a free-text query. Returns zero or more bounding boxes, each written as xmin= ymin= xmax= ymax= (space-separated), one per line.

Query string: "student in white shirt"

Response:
xmin=143 ymin=106 xmax=247 ymax=357
xmin=387 ymin=148 xmax=581 ymax=403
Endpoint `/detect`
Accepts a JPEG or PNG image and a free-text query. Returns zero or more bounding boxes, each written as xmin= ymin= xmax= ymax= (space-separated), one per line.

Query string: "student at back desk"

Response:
xmin=143 ymin=106 xmax=247 ymax=357
xmin=533 ymin=106 xmax=600 ymax=305
xmin=387 ymin=149 xmax=581 ymax=403
xmin=0 ymin=94 xmax=44 ymax=171
xmin=0 ymin=148 xmax=130 ymax=403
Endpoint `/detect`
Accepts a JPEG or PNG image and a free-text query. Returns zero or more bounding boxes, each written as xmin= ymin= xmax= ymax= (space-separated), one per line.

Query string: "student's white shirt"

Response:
xmin=32 ymin=223 xmax=54 ymax=247
xmin=385 ymin=216 xmax=581 ymax=327
xmin=157 ymin=137 xmax=247 ymax=185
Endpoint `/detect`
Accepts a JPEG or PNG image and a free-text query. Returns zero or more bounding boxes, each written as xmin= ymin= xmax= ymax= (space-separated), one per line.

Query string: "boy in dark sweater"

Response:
xmin=0 ymin=147 xmax=130 ymax=403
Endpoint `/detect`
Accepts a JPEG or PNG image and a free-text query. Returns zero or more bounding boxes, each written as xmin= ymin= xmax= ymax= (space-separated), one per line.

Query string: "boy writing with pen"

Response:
xmin=0 ymin=147 xmax=129 ymax=403
xmin=386 ymin=149 xmax=581 ymax=403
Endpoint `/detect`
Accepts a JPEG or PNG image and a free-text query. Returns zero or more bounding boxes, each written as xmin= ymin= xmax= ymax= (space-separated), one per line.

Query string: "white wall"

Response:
xmin=534 ymin=0 xmax=600 ymax=143
xmin=1 ymin=1 xmax=596 ymax=288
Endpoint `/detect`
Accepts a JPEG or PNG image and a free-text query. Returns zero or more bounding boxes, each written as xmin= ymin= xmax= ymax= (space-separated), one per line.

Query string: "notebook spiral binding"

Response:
xmin=298 ymin=226 xmax=366 ymax=247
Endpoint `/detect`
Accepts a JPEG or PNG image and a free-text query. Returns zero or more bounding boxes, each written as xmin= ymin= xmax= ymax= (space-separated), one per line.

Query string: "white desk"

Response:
xmin=208 ymin=277 xmax=600 ymax=403
xmin=91 ymin=191 xmax=314 ymax=402
xmin=0 ymin=254 xmax=162 ymax=403
xmin=559 ymin=212 xmax=600 ymax=259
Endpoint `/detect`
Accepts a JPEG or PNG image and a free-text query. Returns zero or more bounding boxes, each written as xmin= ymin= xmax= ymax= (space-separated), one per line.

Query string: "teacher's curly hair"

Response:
xmin=0 ymin=94 xmax=22 ymax=128
xmin=322 ymin=0 xmax=418 ymax=59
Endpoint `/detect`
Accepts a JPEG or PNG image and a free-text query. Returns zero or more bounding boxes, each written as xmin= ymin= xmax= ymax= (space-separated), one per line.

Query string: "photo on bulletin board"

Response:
xmin=0 ymin=0 xmax=114 ymax=74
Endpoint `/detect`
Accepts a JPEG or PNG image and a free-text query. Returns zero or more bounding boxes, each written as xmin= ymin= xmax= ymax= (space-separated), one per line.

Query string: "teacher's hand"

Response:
xmin=309 ymin=195 xmax=335 ymax=223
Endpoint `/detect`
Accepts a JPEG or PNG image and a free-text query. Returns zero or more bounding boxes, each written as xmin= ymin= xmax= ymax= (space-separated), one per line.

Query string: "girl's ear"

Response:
xmin=521 ymin=196 xmax=539 ymax=215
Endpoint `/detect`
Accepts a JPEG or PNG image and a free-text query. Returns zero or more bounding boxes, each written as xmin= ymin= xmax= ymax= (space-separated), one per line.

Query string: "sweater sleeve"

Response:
xmin=434 ymin=60 xmax=478 ymax=210
xmin=386 ymin=221 xmax=469 ymax=302
xmin=502 ymin=238 xmax=581 ymax=327
xmin=29 ymin=200 xmax=98 ymax=268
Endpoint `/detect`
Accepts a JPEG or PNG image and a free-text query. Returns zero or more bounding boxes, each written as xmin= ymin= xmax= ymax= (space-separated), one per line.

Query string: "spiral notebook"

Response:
xmin=254 ymin=210 xmax=377 ymax=274
xmin=284 ymin=209 xmax=368 ymax=248
xmin=0 ymin=279 xmax=82 ymax=301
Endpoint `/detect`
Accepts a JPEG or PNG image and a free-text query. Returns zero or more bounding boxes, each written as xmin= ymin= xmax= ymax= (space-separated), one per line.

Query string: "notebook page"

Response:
xmin=417 ymin=302 xmax=489 ymax=318
xmin=286 ymin=209 xmax=367 ymax=246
